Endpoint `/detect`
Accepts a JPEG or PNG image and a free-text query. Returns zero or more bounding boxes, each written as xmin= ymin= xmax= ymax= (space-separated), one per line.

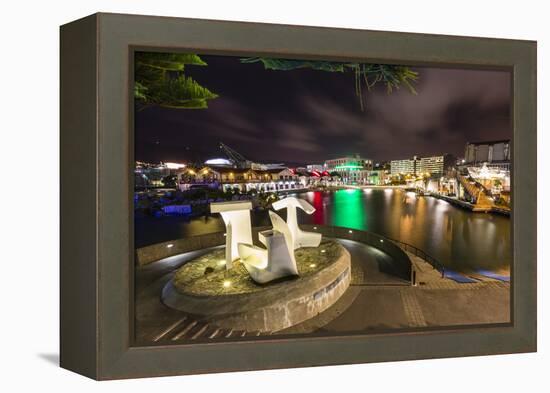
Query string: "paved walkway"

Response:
xmin=135 ymin=239 xmax=510 ymax=343
xmin=281 ymin=241 xmax=509 ymax=334
xmin=400 ymin=289 xmax=428 ymax=327
xmin=339 ymin=239 xmax=411 ymax=286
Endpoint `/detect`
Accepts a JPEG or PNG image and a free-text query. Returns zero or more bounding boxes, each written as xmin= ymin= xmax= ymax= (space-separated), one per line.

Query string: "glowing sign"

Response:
xmin=165 ymin=162 xmax=186 ymax=169
xmin=334 ymin=164 xmax=364 ymax=170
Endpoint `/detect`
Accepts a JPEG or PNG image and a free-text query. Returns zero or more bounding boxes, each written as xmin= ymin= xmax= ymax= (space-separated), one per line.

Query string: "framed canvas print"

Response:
xmin=60 ymin=13 xmax=537 ymax=380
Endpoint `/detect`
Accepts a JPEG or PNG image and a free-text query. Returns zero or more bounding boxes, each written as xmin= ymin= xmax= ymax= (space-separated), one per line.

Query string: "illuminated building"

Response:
xmin=306 ymin=164 xmax=324 ymax=172
xmin=390 ymin=156 xmax=420 ymax=176
xmin=134 ymin=161 xmax=186 ymax=188
xmin=464 ymin=140 xmax=511 ymax=170
xmin=204 ymin=158 xmax=233 ymax=167
xmin=323 ymin=154 xmax=373 ymax=184
xmin=176 ymin=166 xmax=301 ymax=192
xmin=419 ymin=155 xmax=455 ymax=175
xmin=391 ymin=154 xmax=455 ymax=176
xmin=363 ymin=169 xmax=390 ymax=185
xmin=468 ymin=163 xmax=511 ymax=193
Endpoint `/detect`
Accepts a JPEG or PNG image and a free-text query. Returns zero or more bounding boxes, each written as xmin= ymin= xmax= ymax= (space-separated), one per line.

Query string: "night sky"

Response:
xmin=135 ymin=54 xmax=511 ymax=166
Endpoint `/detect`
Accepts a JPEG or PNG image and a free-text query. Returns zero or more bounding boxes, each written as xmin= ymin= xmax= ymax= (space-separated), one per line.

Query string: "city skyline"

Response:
xmin=135 ymin=54 xmax=512 ymax=166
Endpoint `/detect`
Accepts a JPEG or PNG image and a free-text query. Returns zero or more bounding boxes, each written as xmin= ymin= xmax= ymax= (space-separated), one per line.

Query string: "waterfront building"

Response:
xmin=135 ymin=161 xmax=186 ymax=188
xmin=419 ymin=155 xmax=456 ymax=175
xmin=461 ymin=140 xmax=511 ymax=204
xmin=176 ymin=166 xmax=301 ymax=193
xmin=299 ymin=169 xmax=338 ymax=187
xmin=467 ymin=163 xmax=511 ymax=194
xmin=345 ymin=169 xmax=366 ymax=184
xmin=364 ymin=169 xmax=390 ymax=185
xmin=373 ymin=161 xmax=391 ymax=171
xmin=306 ymin=164 xmax=324 ymax=172
xmin=323 ymin=154 xmax=372 ymax=184
xmin=438 ymin=175 xmax=459 ymax=196
xmin=390 ymin=156 xmax=420 ymax=176
xmin=204 ymin=157 xmax=233 ymax=167
xmin=391 ymin=154 xmax=455 ymax=176
xmin=464 ymin=139 xmax=511 ymax=170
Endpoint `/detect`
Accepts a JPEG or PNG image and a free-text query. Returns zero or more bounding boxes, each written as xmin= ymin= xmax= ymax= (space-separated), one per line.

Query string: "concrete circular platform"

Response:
xmin=162 ymin=240 xmax=351 ymax=332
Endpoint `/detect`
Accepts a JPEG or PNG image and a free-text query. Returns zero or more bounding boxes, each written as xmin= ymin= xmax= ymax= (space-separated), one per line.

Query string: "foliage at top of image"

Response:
xmin=241 ymin=58 xmax=419 ymax=110
xmin=240 ymin=57 xmax=349 ymax=72
xmin=134 ymin=52 xmax=218 ymax=110
xmin=133 ymin=53 xmax=418 ymax=111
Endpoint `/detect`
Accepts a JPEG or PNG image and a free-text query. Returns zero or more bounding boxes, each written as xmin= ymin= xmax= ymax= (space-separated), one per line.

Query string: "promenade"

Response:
xmin=134 ymin=237 xmax=509 ymax=344
xmin=281 ymin=240 xmax=509 ymax=334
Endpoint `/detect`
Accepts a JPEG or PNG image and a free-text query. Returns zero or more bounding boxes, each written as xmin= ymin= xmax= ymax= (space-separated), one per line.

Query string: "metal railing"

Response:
xmin=384 ymin=237 xmax=446 ymax=278
xmin=302 ymin=225 xmax=413 ymax=284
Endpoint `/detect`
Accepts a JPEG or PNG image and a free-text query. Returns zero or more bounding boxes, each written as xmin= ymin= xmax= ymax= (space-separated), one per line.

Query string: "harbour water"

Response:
xmin=135 ymin=188 xmax=511 ymax=272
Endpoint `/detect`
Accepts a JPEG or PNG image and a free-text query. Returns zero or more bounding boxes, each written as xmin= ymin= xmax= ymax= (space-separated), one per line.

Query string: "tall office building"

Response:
xmin=390 ymin=156 xmax=420 ymax=175
xmin=391 ymin=154 xmax=455 ymax=176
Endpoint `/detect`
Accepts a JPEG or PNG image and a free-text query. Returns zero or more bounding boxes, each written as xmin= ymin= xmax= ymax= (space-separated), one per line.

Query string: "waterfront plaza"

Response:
xmin=133 ymin=52 xmax=512 ymax=344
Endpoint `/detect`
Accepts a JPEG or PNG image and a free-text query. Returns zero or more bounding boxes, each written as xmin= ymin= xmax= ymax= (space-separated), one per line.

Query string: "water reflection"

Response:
xmin=135 ymin=189 xmax=511 ymax=272
xmin=306 ymin=189 xmax=367 ymax=230
xmin=296 ymin=189 xmax=511 ymax=271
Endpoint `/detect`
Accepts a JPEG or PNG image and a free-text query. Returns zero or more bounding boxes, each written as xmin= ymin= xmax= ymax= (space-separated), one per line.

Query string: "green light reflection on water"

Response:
xmin=331 ymin=189 xmax=366 ymax=230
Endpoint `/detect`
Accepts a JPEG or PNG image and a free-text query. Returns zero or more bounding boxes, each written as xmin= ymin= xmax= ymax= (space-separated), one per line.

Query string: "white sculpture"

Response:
xmin=210 ymin=201 xmax=253 ymax=269
xmin=237 ymin=211 xmax=299 ymax=284
xmin=272 ymin=197 xmax=322 ymax=249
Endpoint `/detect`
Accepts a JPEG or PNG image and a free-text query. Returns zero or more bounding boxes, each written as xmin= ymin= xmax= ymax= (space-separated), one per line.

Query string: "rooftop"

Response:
xmin=466 ymin=139 xmax=511 ymax=146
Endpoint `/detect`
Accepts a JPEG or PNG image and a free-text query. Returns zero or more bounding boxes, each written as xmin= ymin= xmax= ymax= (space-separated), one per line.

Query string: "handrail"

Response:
xmin=383 ymin=236 xmax=446 ymax=277
xmin=301 ymin=225 xmax=413 ymax=284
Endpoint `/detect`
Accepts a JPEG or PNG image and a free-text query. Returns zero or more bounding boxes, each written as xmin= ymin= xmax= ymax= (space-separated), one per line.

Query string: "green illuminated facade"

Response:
xmin=324 ymin=154 xmax=372 ymax=184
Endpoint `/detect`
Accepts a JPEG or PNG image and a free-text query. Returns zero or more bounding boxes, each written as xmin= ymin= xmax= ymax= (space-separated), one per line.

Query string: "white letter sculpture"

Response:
xmin=210 ymin=201 xmax=253 ymax=269
xmin=272 ymin=197 xmax=322 ymax=249
xmin=237 ymin=211 xmax=299 ymax=284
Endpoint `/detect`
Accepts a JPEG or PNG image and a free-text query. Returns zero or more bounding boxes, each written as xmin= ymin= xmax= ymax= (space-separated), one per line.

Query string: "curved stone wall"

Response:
xmin=136 ymin=227 xmax=270 ymax=266
xmin=162 ymin=245 xmax=351 ymax=333
xmin=301 ymin=225 xmax=413 ymax=282
xmin=136 ymin=225 xmax=412 ymax=284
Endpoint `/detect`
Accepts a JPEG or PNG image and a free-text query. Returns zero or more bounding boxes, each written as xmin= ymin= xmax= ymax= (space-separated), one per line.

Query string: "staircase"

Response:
xmin=151 ymin=315 xmax=272 ymax=343
xmin=457 ymin=174 xmax=493 ymax=209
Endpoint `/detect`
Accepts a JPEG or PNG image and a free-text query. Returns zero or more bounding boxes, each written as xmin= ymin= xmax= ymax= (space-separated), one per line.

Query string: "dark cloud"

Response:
xmin=135 ymin=54 xmax=511 ymax=165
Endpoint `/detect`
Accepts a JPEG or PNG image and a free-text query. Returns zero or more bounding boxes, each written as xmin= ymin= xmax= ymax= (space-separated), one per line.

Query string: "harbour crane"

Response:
xmin=219 ymin=142 xmax=252 ymax=168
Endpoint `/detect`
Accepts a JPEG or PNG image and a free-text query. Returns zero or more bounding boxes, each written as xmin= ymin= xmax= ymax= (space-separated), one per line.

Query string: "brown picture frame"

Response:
xmin=60 ymin=12 xmax=537 ymax=380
